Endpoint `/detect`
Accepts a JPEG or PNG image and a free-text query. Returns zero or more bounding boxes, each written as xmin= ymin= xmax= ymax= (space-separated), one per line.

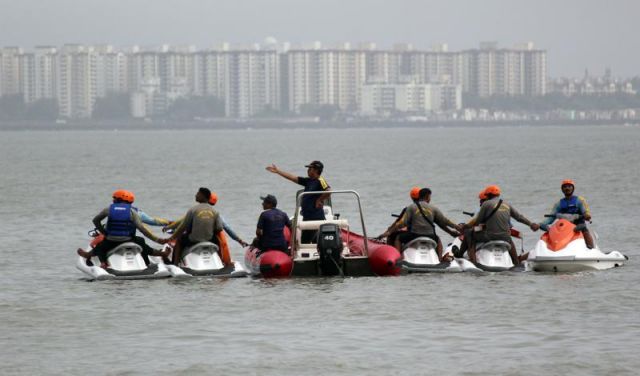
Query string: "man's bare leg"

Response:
xmin=509 ymin=240 xmax=520 ymax=266
xmin=583 ymin=230 xmax=594 ymax=249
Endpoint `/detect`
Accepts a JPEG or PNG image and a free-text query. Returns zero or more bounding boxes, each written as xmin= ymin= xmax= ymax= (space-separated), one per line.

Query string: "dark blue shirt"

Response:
xmin=257 ymin=208 xmax=291 ymax=249
xmin=297 ymin=176 xmax=329 ymax=220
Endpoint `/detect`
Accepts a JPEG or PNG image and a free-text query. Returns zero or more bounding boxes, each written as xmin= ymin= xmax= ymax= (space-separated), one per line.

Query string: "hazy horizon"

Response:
xmin=1 ymin=0 xmax=639 ymax=78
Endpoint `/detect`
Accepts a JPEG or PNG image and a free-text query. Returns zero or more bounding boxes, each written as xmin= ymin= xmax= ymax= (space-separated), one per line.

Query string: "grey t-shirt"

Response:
xmin=472 ymin=197 xmax=532 ymax=241
xmin=400 ymin=202 xmax=455 ymax=236
xmin=182 ymin=203 xmax=223 ymax=243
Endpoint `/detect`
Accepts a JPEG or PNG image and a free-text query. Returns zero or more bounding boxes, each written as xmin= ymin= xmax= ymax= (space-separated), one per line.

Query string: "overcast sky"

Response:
xmin=1 ymin=0 xmax=638 ymax=77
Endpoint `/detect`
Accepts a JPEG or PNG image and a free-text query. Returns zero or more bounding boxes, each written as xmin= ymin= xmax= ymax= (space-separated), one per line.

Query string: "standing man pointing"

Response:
xmin=266 ymin=160 xmax=331 ymax=243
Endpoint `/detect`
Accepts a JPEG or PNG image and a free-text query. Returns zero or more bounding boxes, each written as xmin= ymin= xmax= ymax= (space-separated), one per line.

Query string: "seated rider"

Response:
xmin=159 ymin=187 xmax=224 ymax=264
xmin=540 ymin=179 xmax=594 ymax=249
xmin=379 ymin=188 xmax=461 ymax=262
xmin=253 ymin=194 xmax=291 ymax=254
xmin=453 ymin=189 xmax=488 ymax=258
xmin=77 ymin=190 xmax=168 ymax=268
xmin=164 ymin=191 xmax=249 ymax=247
xmin=463 ymin=185 xmax=539 ymax=265
xmin=384 ymin=186 xmax=421 ymax=247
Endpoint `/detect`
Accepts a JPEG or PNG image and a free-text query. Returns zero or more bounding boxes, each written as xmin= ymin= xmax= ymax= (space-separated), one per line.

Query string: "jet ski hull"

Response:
xmin=527 ymin=219 xmax=628 ymax=272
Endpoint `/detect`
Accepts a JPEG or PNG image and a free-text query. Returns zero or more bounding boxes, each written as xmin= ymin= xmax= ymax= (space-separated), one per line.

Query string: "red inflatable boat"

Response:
xmin=245 ymin=190 xmax=401 ymax=278
xmin=244 ymin=247 xmax=294 ymax=278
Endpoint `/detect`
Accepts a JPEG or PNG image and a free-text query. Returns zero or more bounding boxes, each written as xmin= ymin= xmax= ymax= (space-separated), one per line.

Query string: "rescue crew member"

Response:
xmin=254 ymin=194 xmax=292 ymax=253
xmin=453 ymin=189 xmax=489 ymax=258
xmin=77 ymin=190 xmax=168 ymax=268
xmin=163 ymin=191 xmax=249 ymax=247
xmin=463 ymin=185 xmax=539 ymax=265
xmin=159 ymin=187 xmax=224 ymax=265
xmin=266 ymin=160 xmax=330 ymax=243
xmin=540 ymin=179 xmax=594 ymax=249
xmin=382 ymin=186 xmax=421 ymax=247
xmin=378 ymin=188 xmax=462 ymax=262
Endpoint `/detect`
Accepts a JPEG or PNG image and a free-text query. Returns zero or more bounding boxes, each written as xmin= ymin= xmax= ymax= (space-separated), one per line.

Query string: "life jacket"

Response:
xmin=558 ymin=196 xmax=580 ymax=215
xmin=106 ymin=203 xmax=136 ymax=238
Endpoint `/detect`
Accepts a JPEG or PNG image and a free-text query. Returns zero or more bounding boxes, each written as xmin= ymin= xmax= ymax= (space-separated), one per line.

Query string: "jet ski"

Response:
xmin=472 ymin=240 xmax=519 ymax=272
xmin=75 ymin=233 xmax=171 ymax=280
xmin=525 ymin=214 xmax=628 ymax=272
xmin=168 ymin=241 xmax=248 ymax=277
xmin=401 ymin=237 xmax=464 ymax=273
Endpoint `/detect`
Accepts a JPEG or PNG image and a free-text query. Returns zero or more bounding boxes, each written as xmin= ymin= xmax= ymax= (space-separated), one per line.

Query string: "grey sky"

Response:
xmin=1 ymin=0 xmax=638 ymax=77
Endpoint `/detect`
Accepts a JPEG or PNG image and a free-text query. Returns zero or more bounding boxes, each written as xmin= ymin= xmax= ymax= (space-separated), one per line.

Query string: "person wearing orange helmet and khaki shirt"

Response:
xmin=164 ymin=191 xmax=249 ymax=247
xmin=378 ymin=186 xmax=421 ymax=247
xmin=379 ymin=188 xmax=462 ymax=262
xmin=452 ymin=189 xmax=490 ymax=258
xmin=463 ymin=185 xmax=539 ymax=265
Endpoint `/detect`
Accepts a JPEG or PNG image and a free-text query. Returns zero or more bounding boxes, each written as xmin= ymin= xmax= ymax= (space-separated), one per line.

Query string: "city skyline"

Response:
xmin=0 ymin=0 xmax=638 ymax=77
xmin=2 ymin=42 xmax=551 ymax=119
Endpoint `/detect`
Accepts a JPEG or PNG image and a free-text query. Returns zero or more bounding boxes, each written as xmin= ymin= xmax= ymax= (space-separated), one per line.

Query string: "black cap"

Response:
xmin=260 ymin=194 xmax=277 ymax=206
xmin=305 ymin=160 xmax=324 ymax=173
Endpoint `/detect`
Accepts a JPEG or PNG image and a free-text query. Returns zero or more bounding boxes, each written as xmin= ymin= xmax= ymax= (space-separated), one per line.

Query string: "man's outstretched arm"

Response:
xmin=266 ymin=164 xmax=299 ymax=183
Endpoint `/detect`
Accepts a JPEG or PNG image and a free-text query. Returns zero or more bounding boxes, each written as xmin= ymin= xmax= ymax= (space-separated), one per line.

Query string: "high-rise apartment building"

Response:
xmin=284 ymin=47 xmax=366 ymax=113
xmin=463 ymin=42 xmax=547 ymax=97
xmin=1 ymin=47 xmax=24 ymax=97
xmin=224 ymin=50 xmax=280 ymax=118
xmin=56 ymin=44 xmax=98 ymax=118
xmin=20 ymin=46 xmax=57 ymax=103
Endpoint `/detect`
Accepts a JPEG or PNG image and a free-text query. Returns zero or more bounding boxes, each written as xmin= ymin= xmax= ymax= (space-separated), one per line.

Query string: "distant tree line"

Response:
xmin=0 ymin=95 xmax=59 ymax=121
xmin=463 ymin=92 xmax=640 ymax=112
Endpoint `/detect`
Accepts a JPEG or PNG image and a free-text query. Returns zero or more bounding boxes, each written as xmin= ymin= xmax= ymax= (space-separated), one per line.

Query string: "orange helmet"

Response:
xmin=478 ymin=190 xmax=488 ymax=200
xmin=208 ymin=192 xmax=218 ymax=205
xmin=410 ymin=186 xmax=421 ymax=200
xmin=561 ymin=179 xmax=575 ymax=187
xmin=112 ymin=189 xmax=135 ymax=203
xmin=484 ymin=185 xmax=501 ymax=196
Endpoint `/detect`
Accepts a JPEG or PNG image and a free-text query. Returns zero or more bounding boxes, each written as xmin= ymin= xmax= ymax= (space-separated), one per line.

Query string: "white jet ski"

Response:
xmin=472 ymin=240 xmax=518 ymax=272
xmin=168 ymin=241 xmax=248 ymax=278
xmin=76 ymin=240 xmax=171 ymax=280
xmin=443 ymin=236 xmax=483 ymax=272
xmin=525 ymin=215 xmax=628 ymax=272
xmin=401 ymin=237 xmax=464 ymax=273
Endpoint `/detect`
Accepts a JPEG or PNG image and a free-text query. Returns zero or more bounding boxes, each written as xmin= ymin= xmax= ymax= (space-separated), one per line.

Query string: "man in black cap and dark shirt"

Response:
xmin=266 ymin=160 xmax=331 ymax=243
xmin=254 ymin=194 xmax=291 ymax=253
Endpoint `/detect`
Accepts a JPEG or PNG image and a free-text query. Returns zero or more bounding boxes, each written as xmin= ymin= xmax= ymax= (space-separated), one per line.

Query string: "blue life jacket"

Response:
xmin=106 ymin=203 xmax=136 ymax=238
xmin=559 ymin=196 xmax=580 ymax=214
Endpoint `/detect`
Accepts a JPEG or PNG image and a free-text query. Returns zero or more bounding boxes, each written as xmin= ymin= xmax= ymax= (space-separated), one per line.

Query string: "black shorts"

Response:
xmin=399 ymin=232 xmax=439 ymax=245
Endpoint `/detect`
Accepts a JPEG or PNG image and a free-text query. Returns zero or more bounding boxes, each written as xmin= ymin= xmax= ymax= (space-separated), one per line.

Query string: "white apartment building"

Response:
xmin=224 ymin=50 xmax=280 ymax=118
xmin=20 ymin=46 xmax=57 ymax=103
xmin=56 ymin=45 xmax=98 ymax=118
xmin=464 ymin=42 xmax=547 ymax=97
xmin=284 ymin=48 xmax=366 ymax=113
xmin=361 ymin=82 xmax=462 ymax=115
xmin=1 ymin=47 xmax=23 ymax=97
xmin=94 ymin=45 xmax=129 ymax=96
xmin=192 ymin=50 xmax=226 ymax=98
